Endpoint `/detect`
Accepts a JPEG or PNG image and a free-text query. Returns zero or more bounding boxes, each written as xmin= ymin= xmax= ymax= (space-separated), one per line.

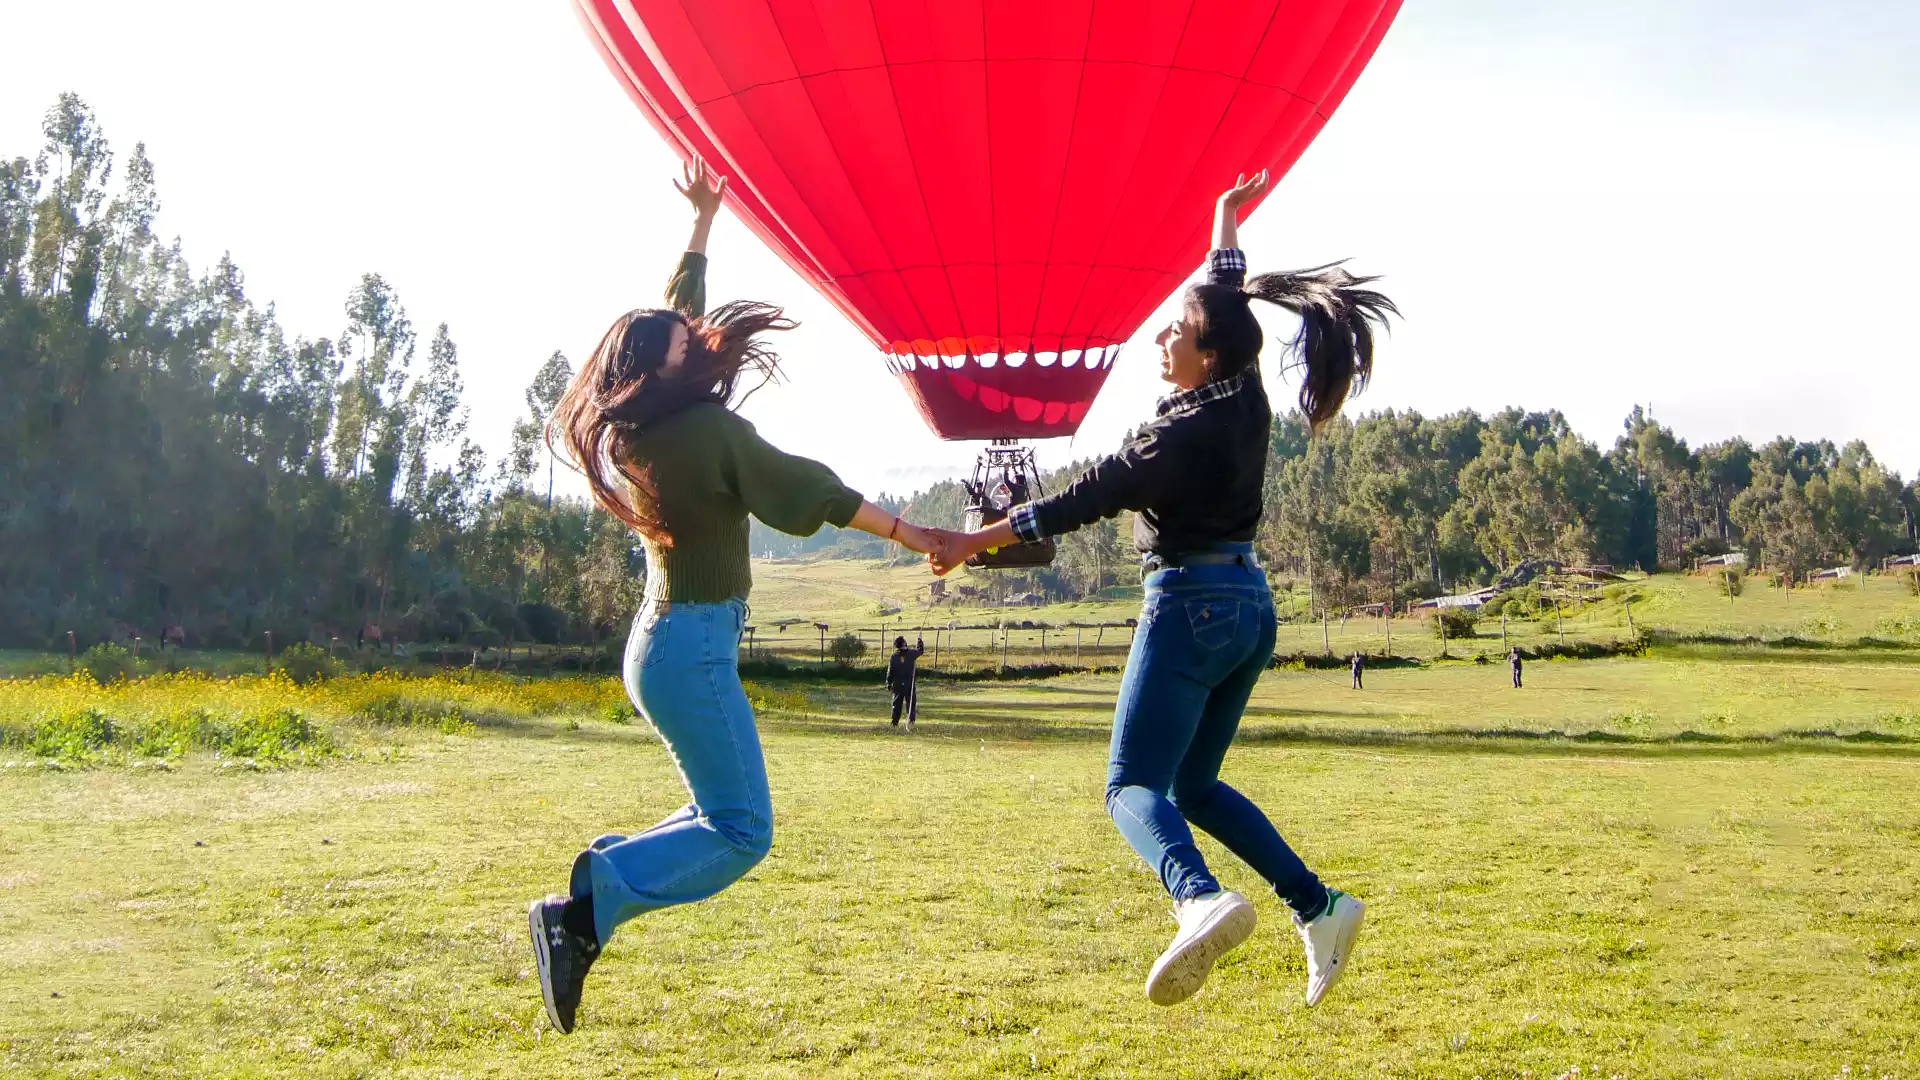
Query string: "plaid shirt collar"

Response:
xmin=1156 ymin=373 xmax=1245 ymax=418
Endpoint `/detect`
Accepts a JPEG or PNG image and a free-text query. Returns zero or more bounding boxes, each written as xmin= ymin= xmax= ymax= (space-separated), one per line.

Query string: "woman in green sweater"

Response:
xmin=527 ymin=160 xmax=939 ymax=1035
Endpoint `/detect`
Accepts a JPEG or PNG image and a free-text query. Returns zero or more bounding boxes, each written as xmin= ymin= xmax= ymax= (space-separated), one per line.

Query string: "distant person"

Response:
xmin=887 ymin=635 xmax=925 ymax=729
xmin=1509 ymin=648 xmax=1523 ymax=689
xmin=927 ymin=171 xmax=1394 ymax=1009
xmin=1350 ymin=652 xmax=1364 ymax=690
xmin=525 ymin=158 xmax=942 ymax=1036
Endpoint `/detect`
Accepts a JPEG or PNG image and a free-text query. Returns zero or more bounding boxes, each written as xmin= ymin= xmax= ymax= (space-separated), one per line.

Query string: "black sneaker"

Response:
xmin=529 ymin=895 xmax=600 ymax=1033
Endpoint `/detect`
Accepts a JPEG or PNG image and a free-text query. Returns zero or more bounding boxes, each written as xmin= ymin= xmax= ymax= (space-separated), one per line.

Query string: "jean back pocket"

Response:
xmin=1184 ymin=598 xmax=1242 ymax=651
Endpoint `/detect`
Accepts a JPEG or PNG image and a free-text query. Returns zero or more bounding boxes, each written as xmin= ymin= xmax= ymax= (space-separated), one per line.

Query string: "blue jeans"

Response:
xmin=1106 ymin=551 xmax=1330 ymax=919
xmin=571 ymin=598 xmax=771 ymax=945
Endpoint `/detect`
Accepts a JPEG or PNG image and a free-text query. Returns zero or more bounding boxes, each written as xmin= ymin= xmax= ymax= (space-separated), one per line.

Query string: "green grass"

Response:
xmin=739 ymin=563 xmax=1920 ymax=669
xmin=5 ymin=660 xmax=1920 ymax=1077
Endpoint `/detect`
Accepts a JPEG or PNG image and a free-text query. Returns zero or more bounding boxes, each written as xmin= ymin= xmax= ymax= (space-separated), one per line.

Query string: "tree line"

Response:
xmin=4 ymin=96 xmax=1915 ymax=649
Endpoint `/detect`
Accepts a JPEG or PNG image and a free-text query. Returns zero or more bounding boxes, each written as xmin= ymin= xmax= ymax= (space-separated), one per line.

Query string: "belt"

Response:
xmin=1143 ymin=550 xmax=1262 ymax=572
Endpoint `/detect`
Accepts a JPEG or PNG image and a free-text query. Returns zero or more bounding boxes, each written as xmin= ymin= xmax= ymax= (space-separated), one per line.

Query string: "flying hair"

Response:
xmin=1244 ymin=262 xmax=1398 ymax=432
xmin=548 ymin=300 xmax=796 ymax=546
xmin=1184 ymin=260 xmax=1397 ymax=433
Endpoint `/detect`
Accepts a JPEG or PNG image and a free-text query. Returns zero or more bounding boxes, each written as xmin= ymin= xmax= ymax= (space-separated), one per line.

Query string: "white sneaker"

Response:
xmin=1144 ymin=890 xmax=1257 ymax=1006
xmin=1296 ymin=889 xmax=1365 ymax=1006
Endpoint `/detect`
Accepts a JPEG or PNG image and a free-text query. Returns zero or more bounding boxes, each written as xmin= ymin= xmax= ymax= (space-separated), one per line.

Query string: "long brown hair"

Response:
xmin=1185 ymin=262 xmax=1397 ymax=432
xmin=549 ymin=301 xmax=795 ymax=545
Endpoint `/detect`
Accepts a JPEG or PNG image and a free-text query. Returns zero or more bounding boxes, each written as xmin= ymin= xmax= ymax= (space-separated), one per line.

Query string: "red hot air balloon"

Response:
xmin=574 ymin=0 xmax=1401 ymax=443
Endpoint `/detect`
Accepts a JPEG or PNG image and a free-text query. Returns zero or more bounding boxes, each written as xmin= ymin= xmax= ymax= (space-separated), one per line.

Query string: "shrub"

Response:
xmin=1503 ymin=586 xmax=1543 ymax=617
xmin=228 ymin=708 xmax=333 ymax=757
xmin=1480 ymin=596 xmax=1507 ymax=618
xmin=1716 ymin=568 xmax=1744 ymax=597
xmin=25 ymin=708 xmax=117 ymax=759
xmin=79 ymin=643 xmax=140 ymax=684
xmin=355 ymin=694 xmax=473 ymax=734
xmin=134 ymin=708 xmax=224 ymax=757
xmin=272 ymin=642 xmax=339 ymax=685
xmin=1432 ymin=608 xmax=1477 ymax=640
xmin=828 ymin=632 xmax=867 ymax=667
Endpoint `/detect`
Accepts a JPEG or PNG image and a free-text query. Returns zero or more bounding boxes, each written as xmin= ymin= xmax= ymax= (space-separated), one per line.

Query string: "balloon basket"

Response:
xmin=963 ymin=442 xmax=1057 ymax=570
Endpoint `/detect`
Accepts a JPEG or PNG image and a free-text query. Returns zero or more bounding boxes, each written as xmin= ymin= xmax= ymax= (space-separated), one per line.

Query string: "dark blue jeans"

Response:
xmin=1106 ymin=552 xmax=1330 ymax=919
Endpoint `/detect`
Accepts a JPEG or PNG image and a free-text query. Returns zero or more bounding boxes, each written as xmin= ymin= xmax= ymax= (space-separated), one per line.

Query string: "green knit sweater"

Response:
xmin=627 ymin=252 xmax=862 ymax=603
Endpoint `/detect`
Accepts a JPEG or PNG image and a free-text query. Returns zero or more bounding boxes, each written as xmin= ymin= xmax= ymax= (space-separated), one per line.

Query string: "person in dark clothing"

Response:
xmin=887 ymin=635 xmax=925 ymax=729
xmin=1350 ymin=652 xmax=1364 ymax=690
xmin=926 ymin=171 xmax=1396 ymax=1009
xmin=1509 ymin=649 xmax=1523 ymax=689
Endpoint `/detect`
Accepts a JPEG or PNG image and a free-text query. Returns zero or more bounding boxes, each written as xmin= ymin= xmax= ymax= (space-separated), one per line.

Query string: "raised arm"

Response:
xmin=665 ymin=158 xmax=727 ymax=317
xmin=676 ymin=157 xmax=726 ymax=256
xmin=1212 ymin=169 xmax=1268 ymax=253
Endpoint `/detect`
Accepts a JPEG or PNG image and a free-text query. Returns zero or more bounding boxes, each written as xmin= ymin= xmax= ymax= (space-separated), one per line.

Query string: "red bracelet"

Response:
xmin=889 ymin=516 xmax=901 ymax=541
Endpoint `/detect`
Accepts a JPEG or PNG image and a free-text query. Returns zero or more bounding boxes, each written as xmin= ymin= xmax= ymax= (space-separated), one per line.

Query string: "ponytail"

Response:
xmin=1243 ymin=263 xmax=1398 ymax=433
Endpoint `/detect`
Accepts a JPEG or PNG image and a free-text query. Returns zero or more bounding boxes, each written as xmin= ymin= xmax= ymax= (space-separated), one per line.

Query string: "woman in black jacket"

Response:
xmin=930 ymin=172 xmax=1395 ymax=1008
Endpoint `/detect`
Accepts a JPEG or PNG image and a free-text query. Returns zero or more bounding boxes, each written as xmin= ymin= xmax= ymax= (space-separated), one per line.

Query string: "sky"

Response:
xmin=3 ymin=0 xmax=1916 ymax=499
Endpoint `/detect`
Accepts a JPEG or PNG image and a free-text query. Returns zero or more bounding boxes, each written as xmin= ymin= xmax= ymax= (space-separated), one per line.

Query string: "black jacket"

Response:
xmin=1009 ymin=249 xmax=1269 ymax=557
xmin=886 ymin=642 xmax=924 ymax=691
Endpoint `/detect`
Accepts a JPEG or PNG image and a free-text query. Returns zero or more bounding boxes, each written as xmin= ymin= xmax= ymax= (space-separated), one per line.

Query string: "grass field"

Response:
xmin=743 ymin=560 xmax=1920 ymax=669
xmin=3 ymin=667 xmax=1919 ymax=1076
xmin=5 ymin=570 xmax=1920 ymax=1077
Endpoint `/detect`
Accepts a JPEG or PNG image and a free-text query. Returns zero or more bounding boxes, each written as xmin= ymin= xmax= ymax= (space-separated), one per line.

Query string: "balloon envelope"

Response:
xmin=577 ymin=0 xmax=1401 ymax=440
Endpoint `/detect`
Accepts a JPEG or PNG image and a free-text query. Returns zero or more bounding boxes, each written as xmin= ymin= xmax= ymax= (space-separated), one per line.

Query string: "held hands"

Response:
xmin=880 ymin=516 xmax=981 ymax=577
xmin=888 ymin=517 xmax=945 ymax=560
xmin=674 ymin=156 xmax=727 ymax=221
xmin=924 ymin=527 xmax=981 ymax=577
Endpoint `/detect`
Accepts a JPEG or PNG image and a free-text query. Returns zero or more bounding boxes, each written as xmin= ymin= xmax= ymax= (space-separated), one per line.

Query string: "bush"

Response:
xmin=79 ymin=643 xmax=141 ymax=684
xmin=355 ymin=694 xmax=474 ymax=735
xmin=1716 ymin=568 xmax=1744 ymax=597
xmin=828 ymin=632 xmax=868 ymax=667
xmin=1433 ymin=608 xmax=1478 ymax=640
xmin=1504 ymin=585 xmax=1542 ymax=616
xmin=228 ymin=708 xmax=333 ymax=756
xmin=1480 ymin=596 xmax=1507 ymax=618
xmin=272 ymin=642 xmax=339 ymax=685
xmin=24 ymin=708 xmax=117 ymax=759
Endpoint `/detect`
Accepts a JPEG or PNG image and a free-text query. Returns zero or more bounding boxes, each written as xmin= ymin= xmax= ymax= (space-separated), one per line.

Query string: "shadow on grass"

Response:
xmin=1651 ymin=641 xmax=1920 ymax=665
xmin=756 ymin=712 xmax=1920 ymax=759
xmin=459 ymin=699 xmax=1920 ymax=761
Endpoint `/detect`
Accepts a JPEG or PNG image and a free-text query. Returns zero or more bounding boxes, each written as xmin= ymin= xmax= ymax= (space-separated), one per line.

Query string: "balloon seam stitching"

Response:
xmin=1078 ymin=0 xmax=1294 ymax=341
xmin=1051 ymin=1 xmax=1205 ymax=341
xmin=861 ymin=0 xmax=975 ymax=360
xmin=1020 ymin=0 xmax=1101 ymax=360
xmin=677 ymin=58 xmax=1321 ymax=115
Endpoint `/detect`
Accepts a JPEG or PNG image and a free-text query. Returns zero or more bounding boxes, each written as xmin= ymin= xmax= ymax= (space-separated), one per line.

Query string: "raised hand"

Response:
xmin=673 ymin=157 xmax=728 ymax=220
xmin=1218 ymin=169 xmax=1269 ymax=211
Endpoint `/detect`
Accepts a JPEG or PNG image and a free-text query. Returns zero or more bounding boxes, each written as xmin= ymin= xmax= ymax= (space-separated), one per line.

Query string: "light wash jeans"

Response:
xmin=1105 ymin=546 xmax=1330 ymax=919
xmin=570 ymin=598 xmax=771 ymax=945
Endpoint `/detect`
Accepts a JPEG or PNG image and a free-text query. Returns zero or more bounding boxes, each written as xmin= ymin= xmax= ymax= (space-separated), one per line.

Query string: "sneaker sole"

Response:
xmin=1306 ymin=900 xmax=1366 ymax=1007
xmin=528 ymin=901 xmax=567 ymax=1033
xmin=1145 ymin=899 xmax=1257 ymax=1006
